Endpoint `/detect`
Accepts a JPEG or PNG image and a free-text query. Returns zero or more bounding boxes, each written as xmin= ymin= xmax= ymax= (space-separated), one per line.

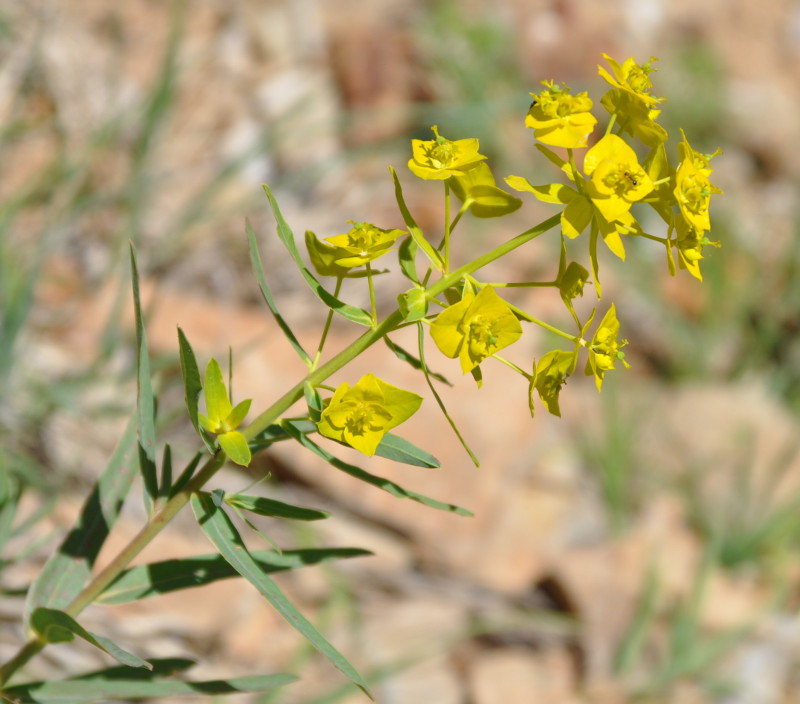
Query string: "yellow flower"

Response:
xmin=447 ymin=162 xmax=522 ymax=218
xmin=673 ymin=215 xmax=721 ymax=281
xmin=408 ymin=125 xmax=487 ymax=180
xmin=674 ymin=131 xmax=722 ymax=233
xmin=198 ymin=358 xmax=252 ymax=466
xmin=601 ymin=90 xmax=668 ymax=146
xmin=598 ymin=54 xmax=663 ymax=108
xmin=317 ymin=374 xmax=422 ymax=456
xmin=430 ymin=286 xmax=522 ymax=374
xmin=584 ymin=304 xmax=630 ymax=392
xmin=583 ymin=134 xmax=654 ymax=222
xmin=525 ymin=80 xmax=597 ymax=148
xmin=324 ymin=221 xmax=405 ymax=267
xmin=531 ymin=349 xmax=574 ymax=417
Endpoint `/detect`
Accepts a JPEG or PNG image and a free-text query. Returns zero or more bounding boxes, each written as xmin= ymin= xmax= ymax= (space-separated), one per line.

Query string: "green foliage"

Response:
xmin=0 ymin=52 xmax=728 ymax=701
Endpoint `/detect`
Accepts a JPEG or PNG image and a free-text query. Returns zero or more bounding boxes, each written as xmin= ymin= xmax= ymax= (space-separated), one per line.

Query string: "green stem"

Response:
xmin=311 ymin=277 xmax=342 ymax=370
xmin=0 ymin=210 xmax=562 ymax=687
xmin=492 ymin=353 xmax=531 ymax=379
xmin=366 ymin=264 xmax=377 ymax=326
xmin=507 ymin=301 xmax=577 ymax=343
xmin=443 ymin=182 xmax=451 ymax=273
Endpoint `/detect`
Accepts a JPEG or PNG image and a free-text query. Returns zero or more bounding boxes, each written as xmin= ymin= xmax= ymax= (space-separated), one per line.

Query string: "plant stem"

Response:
xmin=366 ymin=264 xmax=377 ymax=325
xmin=311 ymin=277 xmax=342 ymax=370
xmin=0 ymin=210 xmax=561 ymax=687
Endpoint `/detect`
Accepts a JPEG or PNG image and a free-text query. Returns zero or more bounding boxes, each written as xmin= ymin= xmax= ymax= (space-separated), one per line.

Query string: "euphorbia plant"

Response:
xmin=0 ymin=55 xmax=722 ymax=701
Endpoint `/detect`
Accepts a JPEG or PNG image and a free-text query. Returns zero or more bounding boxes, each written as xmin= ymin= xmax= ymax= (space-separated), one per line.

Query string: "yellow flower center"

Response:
xmin=465 ymin=315 xmax=500 ymax=358
xmin=601 ymin=163 xmax=643 ymax=197
xmin=625 ymin=65 xmax=653 ymax=94
xmin=679 ymin=174 xmax=710 ymax=215
xmin=344 ymin=403 xmax=392 ymax=437
xmin=427 ymin=140 xmax=456 ymax=169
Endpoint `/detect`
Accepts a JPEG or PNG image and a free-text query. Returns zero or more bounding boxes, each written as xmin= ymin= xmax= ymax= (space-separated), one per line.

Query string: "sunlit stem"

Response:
xmin=311 ymin=277 xmax=343 ymax=370
xmin=507 ymin=301 xmax=578 ymax=343
xmin=605 ymin=113 xmax=618 ymax=136
xmin=450 ymin=200 xmax=470 ymax=233
xmin=567 ymin=148 xmax=583 ymax=193
xmin=443 ymin=181 xmax=451 ymax=273
xmin=492 ymin=353 xmax=532 ymax=380
xmin=366 ymin=263 xmax=377 ymax=326
xmin=638 ymin=232 xmax=669 ymax=245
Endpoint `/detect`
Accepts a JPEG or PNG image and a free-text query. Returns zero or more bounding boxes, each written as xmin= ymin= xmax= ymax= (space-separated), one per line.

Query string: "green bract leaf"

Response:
xmin=398 ymin=287 xmax=429 ymax=322
xmin=97 ymin=548 xmax=369 ymax=605
xmin=248 ymin=220 xmax=313 ymax=363
xmin=389 ymin=167 xmax=444 ymax=271
xmin=130 ymin=244 xmax=158 ymax=512
xmin=203 ymin=358 xmax=232 ymax=423
xmin=449 ymin=162 xmax=522 ymax=218
xmin=23 ymin=416 xmax=138 ymax=627
xmin=217 ymin=431 xmax=251 ymax=467
xmin=225 ymin=494 xmax=329 ymax=521
xmin=398 ymin=235 xmax=420 ymax=283
xmin=191 ymin=493 xmax=373 ymax=699
xmin=31 ymin=608 xmax=151 ymax=669
xmin=262 ymin=185 xmax=373 ymax=326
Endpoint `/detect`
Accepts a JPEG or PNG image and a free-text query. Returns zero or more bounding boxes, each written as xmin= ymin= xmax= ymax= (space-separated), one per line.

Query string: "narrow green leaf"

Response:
xmin=383 ymin=337 xmax=450 ymax=385
xmin=168 ymin=452 xmax=202 ymax=499
xmin=130 ymin=244 xmax=158 ymax=511
xmin=74 ymin=658 xmax=196 ymax=680
xmin=389 ymin=167 xmax=444 ymax=270
xmin=373 ymin=433 xmax=440 ymax=468
xmin=191 ymin=493 xmax=373 ymax=699
xmin=23 ymin=415 xmax=138 ymax=627
xmin=261 ymin=186 xmax=373 ymax=326
xmin=177 ymin=327 xmax=215 ymax=453
xmin=247 ymin=219 xmax=312 ymax=363
xmin=398 ymin=236 xmax=419 ymax=284
xmin=226 ymin=494 xmax=329 ymax=521
xmin=31 ymin=608 xmax=151 ymax=669
xmin=158 ymin=444 xmax=172 ymax=502
xmin=0 ymin=467 xmax=20 ymax=553
xmin=284 ymin=424 xmax=472 ymax=515
xmin=3 ymin=674 xmax=296 ymax=702
xmin=97 ymin=548 xmax=369 ymax=605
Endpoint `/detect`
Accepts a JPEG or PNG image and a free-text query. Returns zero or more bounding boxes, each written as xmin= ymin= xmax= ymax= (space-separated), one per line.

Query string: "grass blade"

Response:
xmin=130 ymin=244 xmax=158 ymax=511
xmin=191 ymin=493 xmax=373 ymax=699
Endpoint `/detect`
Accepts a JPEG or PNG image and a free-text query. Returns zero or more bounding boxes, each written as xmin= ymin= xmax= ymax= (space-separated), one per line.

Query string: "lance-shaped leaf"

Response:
xmin=177 ymin=327 xmax=215 ymax=453
xmin=31 ymin=608 xmax=151 ymax=670
xmin=225 ymin=494 xmax=330 ymax=521
xmin=191 ymin=493 xmax=373 ymax=699
xmin=285 ymin=424 xmax=470 ymax=514
xmin=262 ymin=185 xmax=373 ymax=326
xmin=3 ymin=674 xmax=296 ymax=703
xmin=23 ymin=416 xmax=137 ymax=627
xmin=130 ymin=244 xmax=158 ymax=512
xmin=389 ymin=167 xmax=444 ymax=271
xmin=397 ymin=235 xmax=420 ymax=284
xmin=247 ymin=220 xmax=312 ymax=363
xmin=383 ymin=337 xmax=450 ymax=386
xmin=96 ymin=548 xmax=370 ymax=605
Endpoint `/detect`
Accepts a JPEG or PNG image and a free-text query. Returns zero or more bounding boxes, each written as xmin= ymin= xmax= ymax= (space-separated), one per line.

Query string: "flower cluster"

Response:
xmin=289 ymin=53 xmax=722 ymax=456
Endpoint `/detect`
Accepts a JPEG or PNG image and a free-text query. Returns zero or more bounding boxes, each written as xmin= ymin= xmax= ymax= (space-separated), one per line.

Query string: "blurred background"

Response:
xmin=2 ymin=0 xmax=800 ymax=702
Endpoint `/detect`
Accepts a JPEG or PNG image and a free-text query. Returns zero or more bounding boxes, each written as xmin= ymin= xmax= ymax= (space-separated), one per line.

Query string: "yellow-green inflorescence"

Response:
xmin=198 ymin=358 xmax=253 ymax=466
xmin=304 ymin=52 xmax=722 ymax=443
xmin=318 ymin=374 xmax=423 ymax=456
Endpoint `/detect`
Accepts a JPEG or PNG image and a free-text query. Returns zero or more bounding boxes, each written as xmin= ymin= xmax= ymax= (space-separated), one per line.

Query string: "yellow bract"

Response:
xmin=532 ymin=349 xmax=575 ymax=417
xmin=430 ymin=286 xmax=522 ymax=374
xmin=583 ymin=134 xmax=654 ymax=222
xmin=584 ymin=304 xmax=630 ymax=392
xmin=525 ymin=80 xmax=597 ymax=148
xmin=408 ymin=125 xmax=487 ymax=180
xmin=598 ymin=54 xmax=662 ymax=107
xmin=317 ymin=374 xmax=422 ymax=456
xmin=324 ymin=221 xmax=405 ymax=267
xmin=198 ymin=358 xmax=252 ymax=467
xmin=674 ymin=131 xmax=722 ymax=234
